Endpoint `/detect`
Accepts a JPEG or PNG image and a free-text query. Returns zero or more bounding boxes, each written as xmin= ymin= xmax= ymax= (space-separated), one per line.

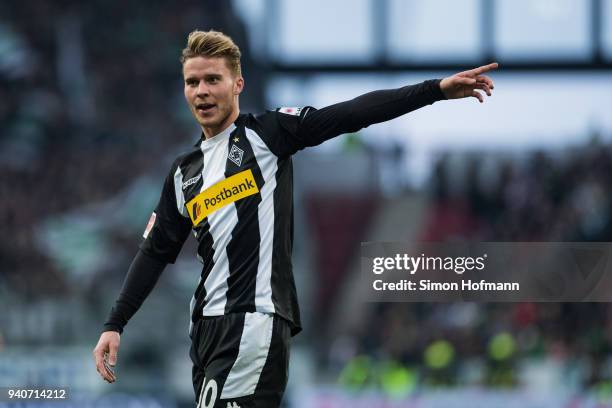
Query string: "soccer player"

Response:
xmin=93 ymin=30 xmax=497 ymax=407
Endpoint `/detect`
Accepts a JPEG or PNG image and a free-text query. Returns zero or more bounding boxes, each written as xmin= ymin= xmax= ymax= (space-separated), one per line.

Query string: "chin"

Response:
xmin=200 ymin=119 xmax=221 ymax=128
xmin=195 ymin=114 xmax=218 ymax=127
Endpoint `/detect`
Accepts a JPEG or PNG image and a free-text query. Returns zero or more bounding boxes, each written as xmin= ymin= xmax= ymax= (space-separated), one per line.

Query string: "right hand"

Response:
xmin=93 ymin=331 xmax=121 ymax=383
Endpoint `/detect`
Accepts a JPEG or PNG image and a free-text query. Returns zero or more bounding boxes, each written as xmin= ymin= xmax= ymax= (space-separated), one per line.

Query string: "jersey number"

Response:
xmin=197 ymin=377 xmax=218 ymax=408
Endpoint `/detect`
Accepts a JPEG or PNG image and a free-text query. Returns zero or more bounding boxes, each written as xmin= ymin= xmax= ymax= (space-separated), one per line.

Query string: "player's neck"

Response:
xmin=202 ymin=108 xmax=240 ymax=140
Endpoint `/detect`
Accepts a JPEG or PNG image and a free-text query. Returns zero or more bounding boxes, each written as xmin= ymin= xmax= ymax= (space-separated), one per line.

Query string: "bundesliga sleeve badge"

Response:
xmin=278 ymin=107 xmax=302 ymax=116
xmin=143 ymin=212 xmax=156 ymax=238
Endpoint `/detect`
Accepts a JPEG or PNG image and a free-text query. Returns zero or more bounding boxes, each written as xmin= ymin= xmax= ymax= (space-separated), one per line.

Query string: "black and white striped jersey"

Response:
xmin=135 ymin=80 xmax=446 ymax=337
xmin=141 ymin=109 xmax=317 ymax=336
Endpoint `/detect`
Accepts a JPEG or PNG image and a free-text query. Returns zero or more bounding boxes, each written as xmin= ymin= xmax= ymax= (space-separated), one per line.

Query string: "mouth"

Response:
xmin=195 ymin=103 xmax=216 ymax=115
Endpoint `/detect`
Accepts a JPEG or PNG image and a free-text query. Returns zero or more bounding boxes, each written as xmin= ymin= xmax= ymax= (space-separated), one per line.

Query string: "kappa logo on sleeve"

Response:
xmin=182 ymin=174 xmax=202 ymax=190
xmin=186 ymin=169 xmax=259 ymax=226
xmin=143 ymin=212 xmax=156 ymax=238
xmin=278 ymin=106 xmax=302 ymax=116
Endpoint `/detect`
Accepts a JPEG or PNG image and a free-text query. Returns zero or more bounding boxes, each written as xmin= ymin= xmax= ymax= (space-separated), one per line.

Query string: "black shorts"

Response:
xmin=189 ymin=312 xmax=291 ymax=408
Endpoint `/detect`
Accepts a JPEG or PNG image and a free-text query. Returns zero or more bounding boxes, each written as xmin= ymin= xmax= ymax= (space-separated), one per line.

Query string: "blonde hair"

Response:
xmin=180 ymin=30 xmax=242 ymax=77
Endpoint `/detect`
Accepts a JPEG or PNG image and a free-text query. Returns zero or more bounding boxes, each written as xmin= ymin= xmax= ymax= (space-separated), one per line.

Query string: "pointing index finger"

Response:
xmin=472 ymin=62 xmax=499 ymax=75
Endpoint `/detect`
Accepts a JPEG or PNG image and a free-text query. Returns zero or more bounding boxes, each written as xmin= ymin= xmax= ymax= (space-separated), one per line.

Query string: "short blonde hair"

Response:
xmin=180 ymin=30 xmax=242 ymax=77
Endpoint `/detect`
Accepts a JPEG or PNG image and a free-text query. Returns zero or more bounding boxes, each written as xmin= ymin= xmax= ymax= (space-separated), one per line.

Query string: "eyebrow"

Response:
xmin=184 ymin=74 xmax=222 ymax=80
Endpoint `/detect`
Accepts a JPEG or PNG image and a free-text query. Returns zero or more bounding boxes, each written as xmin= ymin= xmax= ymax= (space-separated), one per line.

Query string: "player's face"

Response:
xmin=183 ymin=56 xmax=244 ymax=138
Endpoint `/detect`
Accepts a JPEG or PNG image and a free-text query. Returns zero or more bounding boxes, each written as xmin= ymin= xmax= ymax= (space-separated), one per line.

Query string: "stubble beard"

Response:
xmin=194 ymin=105 xmax=232 ymax=133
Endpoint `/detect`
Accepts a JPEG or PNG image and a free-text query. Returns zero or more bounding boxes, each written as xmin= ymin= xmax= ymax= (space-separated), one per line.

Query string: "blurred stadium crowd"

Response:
xmin=328 ymin=143 xmax=612 ymax=398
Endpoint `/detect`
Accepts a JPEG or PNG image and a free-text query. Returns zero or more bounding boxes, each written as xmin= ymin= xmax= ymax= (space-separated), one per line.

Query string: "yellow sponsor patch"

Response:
xmin=186 ymin=169 xmax=259 ymax=226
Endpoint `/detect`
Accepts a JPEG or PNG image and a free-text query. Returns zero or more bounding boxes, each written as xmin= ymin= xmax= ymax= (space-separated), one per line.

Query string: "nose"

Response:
xmin=196 ymin=81 xmax=209 ymax=97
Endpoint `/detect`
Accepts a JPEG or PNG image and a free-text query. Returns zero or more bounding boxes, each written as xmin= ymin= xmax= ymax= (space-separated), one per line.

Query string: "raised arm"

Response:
xmin=298 ymin=79 xmax=446 ymax=146
xmin=264 ymin=62 xmax=498 ymax=157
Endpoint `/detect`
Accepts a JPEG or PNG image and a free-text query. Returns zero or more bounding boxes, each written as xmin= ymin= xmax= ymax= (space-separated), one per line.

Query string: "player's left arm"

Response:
xmin=290 ymin=62 xmax=498 ymax=153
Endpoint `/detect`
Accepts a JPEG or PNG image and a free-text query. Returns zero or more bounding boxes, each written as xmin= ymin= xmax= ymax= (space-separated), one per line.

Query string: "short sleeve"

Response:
xmin=139 ymin=159 xmax=192 ymax=264
xmin=254 ymin=106 xmax=317 ymax=158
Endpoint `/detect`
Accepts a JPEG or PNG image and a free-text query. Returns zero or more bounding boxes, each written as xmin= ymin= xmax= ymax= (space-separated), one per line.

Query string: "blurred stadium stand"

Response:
xmin=3 ymin=0 xmax=612 ymax=407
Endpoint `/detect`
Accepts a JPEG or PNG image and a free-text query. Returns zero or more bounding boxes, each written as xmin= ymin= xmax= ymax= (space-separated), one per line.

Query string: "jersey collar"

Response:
xmin=192 ymin=114 xmax=246 ymax=147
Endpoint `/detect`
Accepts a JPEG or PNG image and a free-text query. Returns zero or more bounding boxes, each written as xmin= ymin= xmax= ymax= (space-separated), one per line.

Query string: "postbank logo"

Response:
xmin=186 ymin=169 xmax=259 ymax=226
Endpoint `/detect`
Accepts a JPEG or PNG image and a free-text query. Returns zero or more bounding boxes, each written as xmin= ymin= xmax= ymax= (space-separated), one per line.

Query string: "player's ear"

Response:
xmin=234 ymin=77 xmax=244 ymax=95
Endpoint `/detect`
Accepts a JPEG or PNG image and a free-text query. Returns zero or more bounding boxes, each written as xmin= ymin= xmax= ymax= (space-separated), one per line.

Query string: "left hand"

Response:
xmin=440 ymin=62 xmax=499 ymax=103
